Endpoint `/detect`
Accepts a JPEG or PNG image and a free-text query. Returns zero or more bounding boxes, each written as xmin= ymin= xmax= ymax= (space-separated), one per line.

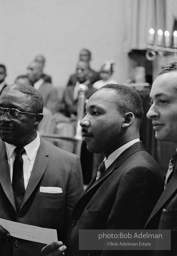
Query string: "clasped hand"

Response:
xmin=0 ymin=225 xmax=10 ymax=247
xmin=41 ymin=241 xmax=67 ymax=256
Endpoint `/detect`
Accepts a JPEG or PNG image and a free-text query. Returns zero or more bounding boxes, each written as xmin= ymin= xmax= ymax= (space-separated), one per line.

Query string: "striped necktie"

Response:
xmin=164 ymin=154 xmax=177 ymax=189
xmin=96 ymin=161 xmax=106 ymax=180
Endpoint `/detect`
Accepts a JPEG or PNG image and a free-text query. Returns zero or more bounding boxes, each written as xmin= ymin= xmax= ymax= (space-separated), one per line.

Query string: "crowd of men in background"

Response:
xmin=1 ymin=50 xmax=177 ymax=255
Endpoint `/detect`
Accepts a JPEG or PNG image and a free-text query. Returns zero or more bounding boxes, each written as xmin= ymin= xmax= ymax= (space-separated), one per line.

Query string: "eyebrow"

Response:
xmin=150 ymin=92 xmax=168 ymax=99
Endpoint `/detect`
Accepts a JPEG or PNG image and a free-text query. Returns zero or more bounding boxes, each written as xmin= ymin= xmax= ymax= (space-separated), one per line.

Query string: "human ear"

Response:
xmin=35 ymin=114 xmax=43 ymax=126
xmin=122 ymin=112 xmax=134 ymax=128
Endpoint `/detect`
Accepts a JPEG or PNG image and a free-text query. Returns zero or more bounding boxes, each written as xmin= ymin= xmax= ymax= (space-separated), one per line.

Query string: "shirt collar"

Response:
xmin=5 ymin=132 xmax=40 ymax=160
xmin=104 ymin=138 xmax=140 ymax=169
xmin=34 ymin=78 xmax=44 ymax=90
xmin=0 ymin=81 xmax=6 ymax=91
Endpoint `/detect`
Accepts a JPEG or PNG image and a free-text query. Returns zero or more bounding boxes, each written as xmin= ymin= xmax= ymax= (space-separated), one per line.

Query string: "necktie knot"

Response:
xmin=98 ymin=161 xmax=106 ymax=173
xmin=15 ymin=147 xmax=25 ymax=156
xmin=170 ymin=154 xmax=177 ymax=165
xmin=96 ymin=161 xmax=106 ymax=180
xmin=164 ymin=153 xmax=177 ymax=188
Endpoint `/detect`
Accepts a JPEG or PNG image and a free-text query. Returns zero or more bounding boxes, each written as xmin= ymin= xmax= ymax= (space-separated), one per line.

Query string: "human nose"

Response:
xmin=146 ymin=103 xmax=159 ymax=120
xmin=0 ymin=111 xmax=11 ymax=121
xmin=80 ymin=115 xmax=90 ymax=127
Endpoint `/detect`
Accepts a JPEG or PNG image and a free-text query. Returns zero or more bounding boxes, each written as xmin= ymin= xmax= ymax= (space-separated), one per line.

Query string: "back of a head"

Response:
xmin=79 ymin=48 xmax=92 ymax=62
xmin=34 ymin=55 xmax=46 ymax=65
xmin=2 ymin=83 xmax=43 ymax=113
xmin=100 ymin=83 xmax=144 ymax=126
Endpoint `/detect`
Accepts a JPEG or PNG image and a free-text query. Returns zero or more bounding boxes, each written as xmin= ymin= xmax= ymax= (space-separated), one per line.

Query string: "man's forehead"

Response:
xmin=151 ymin=72 xmax=177 ymax=96
xmin=87 ymin=89 xmax=117 ymax=106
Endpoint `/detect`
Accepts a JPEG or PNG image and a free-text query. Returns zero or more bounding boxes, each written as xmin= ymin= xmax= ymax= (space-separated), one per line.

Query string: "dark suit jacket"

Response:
xmin=67 ymin=69 xmax=100 ymax=87
xmin=0 ymin=138 xmax=84 ymax=256
xmin=38 ymin=81 xmax=59 ymax=114
xmin=62 ymin=82 xmax=97 ymax=117
xmin=145 ymin=163 xmax=177 ymax=256
xmin=66 ymin=142 xmax=164 ymax=256
xmin=42 ymin=73 xmax=52 ymax=84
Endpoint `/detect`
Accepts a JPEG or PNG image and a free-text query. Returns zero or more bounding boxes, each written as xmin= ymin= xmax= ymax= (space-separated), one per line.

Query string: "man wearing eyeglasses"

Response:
xmin=0 ymin=83 xmax=83 ymax=256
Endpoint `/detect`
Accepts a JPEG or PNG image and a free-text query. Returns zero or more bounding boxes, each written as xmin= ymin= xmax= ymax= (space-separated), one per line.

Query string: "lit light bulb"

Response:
xmin=164 ymin=30 xmax=170 ymax=47
xmin=148 ymin=28 xmax=155 ymax=45
xmin=157 ymin=29 xmax=163 ymax=46
xmin=173 ymin=31 xmax=177 ymax=48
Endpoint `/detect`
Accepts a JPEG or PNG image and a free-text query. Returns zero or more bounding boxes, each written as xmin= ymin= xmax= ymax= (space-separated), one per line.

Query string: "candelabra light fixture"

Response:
xmin=146 ymin=28 xmax=177 ymax=61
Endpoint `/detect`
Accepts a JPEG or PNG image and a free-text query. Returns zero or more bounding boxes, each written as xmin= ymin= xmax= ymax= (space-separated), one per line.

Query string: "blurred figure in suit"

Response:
xmin=34 ymin=54 xmax=52 ymax=83
xmin=93 ymin=61 xmax=117 ymax=89
xmin=66 ymin=48 xmax=99 ymax=88
xmin=27 ymin=60 xmax=58 ymax=114
xmin=61 ymin=60 xmax=97 ymax=118
xmin=0 ymin=64 xmax=8 ymax=94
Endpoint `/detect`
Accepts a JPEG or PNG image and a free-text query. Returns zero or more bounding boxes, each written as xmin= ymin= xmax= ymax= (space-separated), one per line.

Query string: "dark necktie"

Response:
xmin=12 ymin=147 xmax=25 ymax=211
xmin=96 ymin=161 xmax=106 ymax=180
xmin=164 ymin=154 xmax=177 ymax=189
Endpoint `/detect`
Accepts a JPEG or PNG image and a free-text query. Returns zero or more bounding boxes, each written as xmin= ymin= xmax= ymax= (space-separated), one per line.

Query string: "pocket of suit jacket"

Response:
xmin=40 ymin=186 xmax=63 ymax=194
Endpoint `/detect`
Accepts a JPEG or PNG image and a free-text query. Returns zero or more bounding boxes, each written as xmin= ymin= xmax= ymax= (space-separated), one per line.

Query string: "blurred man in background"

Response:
xmin=27 ymin=60 xmax=58 ymax=114
xmin=0 ymin=64 xmax=8 ymax=94
xmin=34 ymin=54 xmax=52 ymax=83
xmin=66 ymin=48 xmax=99 ymax=87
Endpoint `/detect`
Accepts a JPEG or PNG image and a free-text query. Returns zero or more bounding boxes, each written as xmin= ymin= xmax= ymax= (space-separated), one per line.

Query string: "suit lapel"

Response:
xmin=85 ymin=142 xmax=145 ymax=194
xmin=0 ymin=140 xmax=16 ymax=210
xmin=145 ymin=164 xmax=177 ymax=227
xmin=75 ymin=142 xmax=145 ymax=212
xmin=20 ymin=139 xmax=48 ymax=210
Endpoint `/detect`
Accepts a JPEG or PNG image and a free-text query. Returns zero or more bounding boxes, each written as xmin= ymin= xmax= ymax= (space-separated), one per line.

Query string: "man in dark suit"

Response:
xmin=61 ymin=60 xmax=97 ymax=118
xmin=145 ymin=62 xmax=177 ymax=255
xmin=66 ymin=48 xmax=100 ymax=88
xmin=0 ymin=64 xmax=8 ymax=94
xmin=34 ymin=54 xmax=52 ymax=84
xmin=27 ymin=60 xmax=58 ymax=114
xmin=42 ymin=84 xmax=164 ymax=256
xmin=0 ymin=83 xmax=83 ymax=256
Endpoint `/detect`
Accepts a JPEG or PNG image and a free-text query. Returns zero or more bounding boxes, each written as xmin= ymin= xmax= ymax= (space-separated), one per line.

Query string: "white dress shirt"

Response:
xmin=5 ymin=132 xmax=40 ymax=189
xmin=34 ymin=78 xmax=44 ymax=90
xmin=104 ymin=138 xmax=140 ymax=169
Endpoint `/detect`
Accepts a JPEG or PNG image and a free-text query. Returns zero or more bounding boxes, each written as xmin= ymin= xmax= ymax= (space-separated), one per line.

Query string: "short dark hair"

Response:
xmin=2 ymin=83 xmax=43 ymax=113
xmin=159 ymin=62 xmax=177 ymax=75
xmin=0 ymin=64 xmax=6 ymax=73
xmin=100 ymin=83 xmax=144 ymax=121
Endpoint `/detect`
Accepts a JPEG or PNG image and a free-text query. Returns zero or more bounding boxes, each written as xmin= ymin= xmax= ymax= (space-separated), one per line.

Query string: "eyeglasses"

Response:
xmin=0 ymin=107 xmax=42 ymax=120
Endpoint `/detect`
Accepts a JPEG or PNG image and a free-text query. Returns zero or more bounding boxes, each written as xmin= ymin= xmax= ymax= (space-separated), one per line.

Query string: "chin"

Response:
xmin=155 ymin=133 xmax=170 ymax=142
